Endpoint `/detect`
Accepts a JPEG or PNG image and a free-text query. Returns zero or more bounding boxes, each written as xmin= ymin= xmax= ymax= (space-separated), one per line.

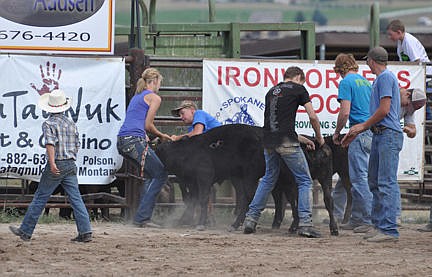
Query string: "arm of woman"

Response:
xmin=144 ymin=93 xmax=171 ymax=141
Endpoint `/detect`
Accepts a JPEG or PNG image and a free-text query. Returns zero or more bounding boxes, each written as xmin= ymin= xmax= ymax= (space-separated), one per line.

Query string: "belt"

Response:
xmin=118 ymin=135 xmax=137 ymax=140
xmin=370 ymin=125 xmax=388 ymax=134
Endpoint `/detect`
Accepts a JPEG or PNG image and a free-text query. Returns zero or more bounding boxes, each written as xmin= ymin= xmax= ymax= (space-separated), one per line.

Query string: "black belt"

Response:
xmin=370 ymin=125 xmax=388 ymax=134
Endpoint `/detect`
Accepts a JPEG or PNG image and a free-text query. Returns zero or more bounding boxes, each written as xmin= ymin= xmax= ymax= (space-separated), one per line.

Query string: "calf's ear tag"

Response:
xmin=209 ymin=140 xmax=223 ymax=149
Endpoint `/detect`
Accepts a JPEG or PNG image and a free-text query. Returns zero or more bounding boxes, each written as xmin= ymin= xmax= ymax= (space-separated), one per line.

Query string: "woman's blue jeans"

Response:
xmin=117 ymin=136 xmax=168 ymax=223
xmin=20 ymin=160 xmax=92 ymax=237
xmin=368 ymin=128 xmax=403 ymax=237
xmin=246 ymin=145 xmax=314 ymax=227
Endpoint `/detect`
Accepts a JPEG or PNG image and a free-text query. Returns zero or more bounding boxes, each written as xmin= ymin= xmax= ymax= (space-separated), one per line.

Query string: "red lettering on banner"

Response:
xmin=326 ymin=94 xmax=339 ymax=114
xmin=215 ymin=65 xmax=419 ymax=89
xmin=310 ymin=94 xmax=324 ymax=113
xmin=244 ymin=67 xmax=260 ymax=87
xmin=226 ymin=66 xmax=241 ymax=86
xmin=326 ymin=70 xmax=340 ymax=89
xmin=297 ymin=94 xmax=339 ymax=114
xmin=218 ymin=66 xmax=222 ymax=85
xmin=281 ymin=68 xmax=286 ymax=79
xmin=362 ymin=70 xmax=375 ymax=82
xmin=298 ymin=94 xmax=324 ymax=113
xmin=305 ymin=69 xmax=322 ymax=88
xmin=398 ymin=71 xmax=410 ymax=88
xmin=263 ymin=68 xmax=279 ymax=87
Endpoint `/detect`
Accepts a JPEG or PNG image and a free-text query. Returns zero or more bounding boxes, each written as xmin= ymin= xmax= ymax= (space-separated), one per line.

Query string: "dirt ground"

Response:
xmin=1 ymin=209 xmax=432 ymax=277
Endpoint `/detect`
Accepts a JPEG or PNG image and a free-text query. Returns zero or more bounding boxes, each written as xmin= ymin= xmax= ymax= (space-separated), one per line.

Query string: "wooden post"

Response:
xmin=208 ymin=0 xmax=215 ymax=22
xmin=369 ymin=2 xmax=380 ymax=49
xmin=128 ymin=48 xmax=146 ymax=101
xmin=122 ymin=48 xmax=148 ymax=221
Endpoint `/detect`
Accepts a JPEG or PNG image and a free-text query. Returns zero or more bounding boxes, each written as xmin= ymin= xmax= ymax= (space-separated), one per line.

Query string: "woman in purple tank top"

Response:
xmin=117 ymin=68 xmax=171 ymax=228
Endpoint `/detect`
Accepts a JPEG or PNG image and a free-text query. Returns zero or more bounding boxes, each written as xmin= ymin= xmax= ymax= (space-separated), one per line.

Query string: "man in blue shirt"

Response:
xmin=171 ymin=100 xmax=221 ymax=140
xmin=342 ymin=46 xmax=402 ymax=242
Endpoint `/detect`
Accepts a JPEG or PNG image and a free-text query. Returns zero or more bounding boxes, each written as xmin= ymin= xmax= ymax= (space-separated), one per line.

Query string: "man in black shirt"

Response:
xmin=243 ymin=66 xmax=324 ymax=237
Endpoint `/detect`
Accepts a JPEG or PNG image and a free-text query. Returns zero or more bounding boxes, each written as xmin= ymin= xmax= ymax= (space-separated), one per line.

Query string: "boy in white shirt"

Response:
xmin=387 ymin=19 xmax=431 ymax=119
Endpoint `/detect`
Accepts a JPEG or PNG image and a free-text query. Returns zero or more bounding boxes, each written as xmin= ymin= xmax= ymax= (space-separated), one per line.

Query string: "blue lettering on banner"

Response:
xmin=33 ymin=0 xmax=95 ymax=12
xmin=0 ymin=0 xmax=105 ymax=27
xmin=216 ymin=97 xmax=265 ymax=126
xmin=220 ymin=97 xmax=265 ymax=110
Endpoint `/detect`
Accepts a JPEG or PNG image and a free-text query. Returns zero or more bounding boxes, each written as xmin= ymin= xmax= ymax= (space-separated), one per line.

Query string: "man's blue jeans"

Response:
xmin=347 ymin=130 xmax=372 ymax=225
xmin=368 ymin=128 xmax=403 ymax=237
xmin=117 ymin=136 xmax=168 ymax=223
xmin=331 ymin=178 xmax=346 ymax=222
xmin=246 ymin=146 xmax=313 ymax=227
xmin=20 ymin=160 xmax=92 ymax=237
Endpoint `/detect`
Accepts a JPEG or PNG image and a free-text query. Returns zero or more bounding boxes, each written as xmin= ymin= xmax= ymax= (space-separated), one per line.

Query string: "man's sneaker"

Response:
xmin=298 ymin=226 xmax=321 ymax=238
xmin=339 ymin=223 xmax=360 ymax=230
xmin=417 ymin=223 xmax=432 ymax=232
xmin=133 ymin=220 xmax=162 ymax=228
xmin=353 ymin=224 xmax=374 ymax=233
xmin=366 ymin=232 xmax=398 ymax=243
xmin=243 ymin=217 xmax=257 ymax=234
xmin=322 ymin=217 xmax=343 ymax=225
xmin=9 ymin=226 xmax=31 ymax=241
xmin=71 ymin=233 xmax=92 ymax=243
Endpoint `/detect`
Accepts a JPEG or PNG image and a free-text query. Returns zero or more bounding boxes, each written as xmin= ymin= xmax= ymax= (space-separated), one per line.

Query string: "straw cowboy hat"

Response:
xmin=38 ymin=89 xmax=72 ymax=113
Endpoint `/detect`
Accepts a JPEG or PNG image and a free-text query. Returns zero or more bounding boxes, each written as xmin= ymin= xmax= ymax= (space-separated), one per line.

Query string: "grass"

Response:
xmin=0 ymin=208 xmax=73 ymax=224
xmin=114 ymin=1 xmax=432 ymax=26
xmin=0 ymin=208 xmax=23 ymax=223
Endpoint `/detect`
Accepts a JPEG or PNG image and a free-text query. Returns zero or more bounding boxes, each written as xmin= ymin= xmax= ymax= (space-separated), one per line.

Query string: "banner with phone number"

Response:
xmin=203 ymin=59 xmax=426 ymax=182
xmin=0 ymin=0 xmax=115 ymax=55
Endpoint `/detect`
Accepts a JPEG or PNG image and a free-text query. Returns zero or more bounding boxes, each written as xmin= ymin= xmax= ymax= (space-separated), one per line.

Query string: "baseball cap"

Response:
xmin=409 ymin=88 xmax=427 ymax=111
xmin=171 ymin=100 xmax=198 ymax=117
xmin=364 ymin=46 xmax=388 ymax=63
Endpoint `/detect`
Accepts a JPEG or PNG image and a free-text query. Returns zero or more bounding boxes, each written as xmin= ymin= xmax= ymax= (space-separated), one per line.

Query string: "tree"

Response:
xmin=312 ymin=9 xmax=327 ymax=26
xmin=295 ymin=11 xmax=306 ymax=22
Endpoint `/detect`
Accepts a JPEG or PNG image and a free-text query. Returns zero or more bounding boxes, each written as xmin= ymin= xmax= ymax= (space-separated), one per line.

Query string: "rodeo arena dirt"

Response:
xmin=1 ymin=207 xmax=432 ymax=277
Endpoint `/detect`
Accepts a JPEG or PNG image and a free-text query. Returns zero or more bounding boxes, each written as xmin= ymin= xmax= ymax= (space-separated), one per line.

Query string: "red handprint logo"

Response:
xmin=30 ymin=61 xmax=62 ymax=95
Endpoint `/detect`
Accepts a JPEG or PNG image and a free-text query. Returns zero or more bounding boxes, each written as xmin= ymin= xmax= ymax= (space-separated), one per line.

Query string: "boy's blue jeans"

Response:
xmin=20 ymin=160 xmax=92 ymax=237
xmin=347 ymin=130 xmax=373 ymax=225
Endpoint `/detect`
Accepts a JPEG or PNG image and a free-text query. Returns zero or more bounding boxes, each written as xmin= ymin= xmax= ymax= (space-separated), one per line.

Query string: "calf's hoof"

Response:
xmin=271 ymin=224 xmax=281 ymax=229
xmin=330 ymin=229 xmax=339 ymax=236
xmin=288 ymin=224 xmax=298 ymax=234
xmin=227 ymin=225 xmax=237 ymax=232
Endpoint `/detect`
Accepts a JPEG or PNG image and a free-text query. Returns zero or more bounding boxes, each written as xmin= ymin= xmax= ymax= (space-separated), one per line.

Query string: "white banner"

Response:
xmin=203 ymin=59 xmax=426 ymax=182
xmin=0 ymin=54 xmax=125 ymax=184
xmin=0 ymin=0 xmax=115 ymax=55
